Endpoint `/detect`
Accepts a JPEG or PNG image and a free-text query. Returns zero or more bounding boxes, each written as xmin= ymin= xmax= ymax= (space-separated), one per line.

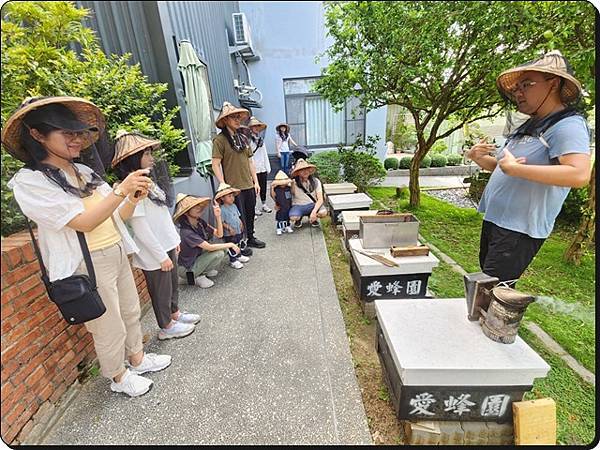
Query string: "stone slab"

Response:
xmin=327 ymin=193 xmax=372 ymax=209
xmin=349 ymin=238 xmax=439 ymax=276
xmin=376 ymin=322 xmax=528 ymax=422
xmin=375 ymin=298 xmax=550 ymax=387
xmin=340 ymin=210 xmax=379 ymax=232
xmin=323 ymin=183 xmax=357 ymax=196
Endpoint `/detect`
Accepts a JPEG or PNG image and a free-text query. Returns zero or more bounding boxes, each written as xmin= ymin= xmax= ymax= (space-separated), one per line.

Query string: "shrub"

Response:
xmin=384 ymin=157 xmax=399 ymax=170
xmin=308 ymin=150 xmax=342 ymax=183
xmin=430 ymin=140 xmax=448 ymax=154
xmin=447 ymin=154 xmax=463 ymax=166
xmin=399 ymin=156 xmax=413 ymax=169
xmin=557 ymin=186 xmax=588 ymax=224
xmin=419 ymin=155 xmax=432 ymax=168
xmin=468 ymin=171 xmax=491 ymax=202
xmin=431 ymin=154 xmax=447 ymax=167
xmin=1 ymin=2 xmax=188 ymax=236
xmin=338 ymin=135 xmax=386 ymax=192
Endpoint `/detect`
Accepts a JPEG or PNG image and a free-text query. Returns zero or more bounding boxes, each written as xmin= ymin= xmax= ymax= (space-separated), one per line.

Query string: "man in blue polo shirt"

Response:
xmin=467 ymin=50 xmax=591 ymax=285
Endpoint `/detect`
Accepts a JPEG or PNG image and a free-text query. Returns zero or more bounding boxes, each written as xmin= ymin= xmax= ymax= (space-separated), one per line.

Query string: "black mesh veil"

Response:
xmin=76 ymin=129 xmax=113 ymax=177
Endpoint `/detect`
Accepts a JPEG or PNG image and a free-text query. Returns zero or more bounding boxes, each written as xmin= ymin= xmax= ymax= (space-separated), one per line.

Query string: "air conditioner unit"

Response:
xmin=232 ymin=12 xmax=252 ymax=47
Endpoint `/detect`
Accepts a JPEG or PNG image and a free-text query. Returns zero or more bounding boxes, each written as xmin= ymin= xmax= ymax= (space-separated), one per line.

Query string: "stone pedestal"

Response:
xmin=349 ymin=238 xmax=438 ymax=317
xmin=327 ymin=193 xmax=373 ymax=225
xmin=375 ymin=298 xmax=550 ymax=424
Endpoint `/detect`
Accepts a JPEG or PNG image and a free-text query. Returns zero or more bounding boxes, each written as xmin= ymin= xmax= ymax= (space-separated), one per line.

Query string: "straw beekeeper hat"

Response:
xmin=1 ymin=96 xmax=105 ymax=163
xmin=290 ymin=158 xmax=316 ymax=177
xmin=214 ymin=182 xmax=241 ymax=202
xmin=496 ymin=50 xmax=582 ymax=104
xmin=248 ymin=116 xmax=267 ymax=131
xmin=215 ymin=101 xmax=250 ymax=128
xmin=112 ymin=130 xmax=160 ymax=167
xmin=276 ymin=123 xmax=289 ymax=133
xmin=173 ymin=193 xmax=211 ymax=222
xmin=271 ymin=170 xmax=292 ymax=187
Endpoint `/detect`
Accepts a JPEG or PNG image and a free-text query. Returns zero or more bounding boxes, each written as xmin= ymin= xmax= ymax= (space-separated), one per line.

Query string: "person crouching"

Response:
xmin=270 ymin=170 xmax=294 ymax=235
xmin=174 ymin=194 xmax=240 ymax=288
xmin=214 ymin=182 xmax=251 ymax=269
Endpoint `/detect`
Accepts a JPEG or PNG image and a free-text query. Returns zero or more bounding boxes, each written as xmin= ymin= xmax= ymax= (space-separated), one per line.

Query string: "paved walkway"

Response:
xmin=40 ymin=193 xmax=371 ymax=445
xmin=378 ymin=175 xmax=471 ymax=189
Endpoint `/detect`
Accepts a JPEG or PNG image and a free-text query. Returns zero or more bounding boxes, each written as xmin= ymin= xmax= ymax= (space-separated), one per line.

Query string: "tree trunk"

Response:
xmin=564 ymin=162 xmax=595 ymax=265
xmin=408 ymin=139 xmax=430 ymax=207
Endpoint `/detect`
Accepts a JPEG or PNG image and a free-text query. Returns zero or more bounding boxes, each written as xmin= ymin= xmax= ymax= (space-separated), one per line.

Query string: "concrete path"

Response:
xmin=40 ymin=193 xmax=372 ymax=445
xmin=378 ymin=175 xmax=470 ymax=189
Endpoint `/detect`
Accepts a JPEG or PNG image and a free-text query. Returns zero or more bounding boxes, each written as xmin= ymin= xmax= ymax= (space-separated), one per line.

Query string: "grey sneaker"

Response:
xmin=128 ymin=353 xmax=172 ymax=375
xmin=176 ymin=311 xmax=201 ymax=324
xmin=110 ymin=369 xmax=153 ymax=397
xmin=205 ymin=269 xmax=218 ymax=277
xmin=158 ymin=321 xmax=195 ymax=340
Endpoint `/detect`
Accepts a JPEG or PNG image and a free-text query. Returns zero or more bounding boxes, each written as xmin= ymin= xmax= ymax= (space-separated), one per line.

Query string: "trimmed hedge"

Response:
xmin=399 ymin=156 xmax=413 ymax=169
xmin=384 ymin=157 xmax=399 ymax=170
xmin=419 ymin=155 xmax=432 ymax=168
xmin=447 ymin=154 xmax=463 ymax=166
xmin=431 ymin=154 xmax=447 ymax=167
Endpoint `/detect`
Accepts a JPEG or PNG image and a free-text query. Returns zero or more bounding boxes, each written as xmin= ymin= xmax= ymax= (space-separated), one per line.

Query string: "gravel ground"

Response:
xmin=426 ymin=188 xmax=479 ymax=209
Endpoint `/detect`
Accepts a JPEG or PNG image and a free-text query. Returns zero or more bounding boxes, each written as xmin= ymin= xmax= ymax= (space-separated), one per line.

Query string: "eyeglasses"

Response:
xmin=509 ymin=77 xmax=556 ymax=95
xmin=58 ymin=130 xmax=91 ymax=142
xmin=228 ymin=113 xmax=246 ymax=120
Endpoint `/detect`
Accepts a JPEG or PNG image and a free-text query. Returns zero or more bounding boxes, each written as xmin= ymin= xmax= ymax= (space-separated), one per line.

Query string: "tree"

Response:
xmin=1 ymin=1 xmax=188 ymax=236
xmin=314 ymin=1 xmax=595 ymax=207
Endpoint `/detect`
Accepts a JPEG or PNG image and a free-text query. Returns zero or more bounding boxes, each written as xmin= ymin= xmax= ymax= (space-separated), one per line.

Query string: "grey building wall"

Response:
xmin=239 ymin=1 xmax=387 ymax=159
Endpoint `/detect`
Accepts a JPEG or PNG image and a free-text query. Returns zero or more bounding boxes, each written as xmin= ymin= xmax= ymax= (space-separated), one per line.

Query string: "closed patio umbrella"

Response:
xmin=177 ymin=39 xmax=213 ymax=176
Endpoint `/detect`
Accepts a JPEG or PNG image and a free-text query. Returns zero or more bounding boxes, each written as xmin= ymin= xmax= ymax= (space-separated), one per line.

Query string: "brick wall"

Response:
xmin=1 ymin=230 xmax=151 ymax=444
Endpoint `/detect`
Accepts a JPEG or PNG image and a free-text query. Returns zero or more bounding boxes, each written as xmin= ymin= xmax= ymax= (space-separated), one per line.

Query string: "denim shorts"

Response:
xmin=289 ymin=203 xmax=327 ymax=218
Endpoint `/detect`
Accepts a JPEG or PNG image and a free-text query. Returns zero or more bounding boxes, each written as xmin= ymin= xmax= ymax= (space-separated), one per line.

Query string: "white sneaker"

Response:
xmin=255 ymin=209 xmax=263 ymax=216
xmin=158 ymin=322 xmax=195 ymax=340
xmin=128 ymin=353 xmax=172 ymax=375
xmin=276 ymin=228 xmax=283 ymax=236
xmin=262 ymin=204 xmax=273 ymax=213
xmin=284 ymin=225 xmax=294 ymax=233
xmin=195 ymin=275 xmax=214 ymax=288
xmin=230 ymin=260 xmax=244 ymax=269
xmin=110 ymin=369 xmax=153 ymax=397
xmin=238 ymin=255 xmax=250 ymax=263
xmin=205 ymin=269 xmax=218 ymax=277
xmin=176 ymin=311 xmax=201 ymax=324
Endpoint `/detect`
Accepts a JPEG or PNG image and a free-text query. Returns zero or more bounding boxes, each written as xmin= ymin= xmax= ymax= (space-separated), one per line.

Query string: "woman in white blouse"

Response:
xmin=275 ymin=123 xmax=298 ymax=175
xmin=4 ymin=96 xmax=171 ymax=398
xmin=112 ymin=130 xmax=201 ymax=341
xmin=248 ymin=117 xmax=272 ymax=215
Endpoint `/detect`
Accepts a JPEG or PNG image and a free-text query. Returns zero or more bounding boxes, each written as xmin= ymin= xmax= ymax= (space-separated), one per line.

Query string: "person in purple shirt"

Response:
xmin=173 ymin=194 xmax=240 ymax=288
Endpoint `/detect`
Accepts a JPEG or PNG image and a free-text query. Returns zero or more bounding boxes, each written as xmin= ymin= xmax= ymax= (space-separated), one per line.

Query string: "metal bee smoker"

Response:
xmin=464 ymin=272 xmax=536 ymax=344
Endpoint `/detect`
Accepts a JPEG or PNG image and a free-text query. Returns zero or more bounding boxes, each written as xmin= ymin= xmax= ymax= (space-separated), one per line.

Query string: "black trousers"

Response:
xmin=234 ymin=187 xmax=257 ymax=240
xmin=142 ymin=248 xmax=179 ymax=329
xmin=274 ymin=187 xmax=292 ymax=222
xmin=256 ymin=172 xmax=268 ymax=203
xmin=479 ymin=220 xmax=545 ymax=286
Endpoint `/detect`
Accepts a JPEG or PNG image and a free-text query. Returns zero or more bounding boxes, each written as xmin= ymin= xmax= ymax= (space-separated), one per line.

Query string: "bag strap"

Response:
xmin=296 ymin=180 xmax=317 ymax=203
xmin=23 ymin=215 xmax=97 ymax=288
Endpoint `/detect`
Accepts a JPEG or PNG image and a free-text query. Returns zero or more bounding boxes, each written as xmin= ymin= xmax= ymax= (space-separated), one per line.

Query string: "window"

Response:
xmin=283 ymin=77 xmax=365 ymax=149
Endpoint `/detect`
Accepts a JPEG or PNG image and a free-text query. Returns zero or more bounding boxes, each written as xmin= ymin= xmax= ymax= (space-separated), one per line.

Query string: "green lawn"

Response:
xmin=368 ymin=187 xmax=596 ymax=373
xmin=335 ymin=187 xmax=596 ymax=444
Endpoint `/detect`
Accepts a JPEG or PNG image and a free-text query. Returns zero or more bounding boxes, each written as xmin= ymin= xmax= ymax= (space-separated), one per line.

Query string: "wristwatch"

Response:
xmin=112 ymin=186 xmax=127 ymax=198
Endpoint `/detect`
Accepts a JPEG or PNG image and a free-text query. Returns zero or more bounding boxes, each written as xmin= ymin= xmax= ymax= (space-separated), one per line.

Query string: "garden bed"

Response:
xmin=386 ymin=165 xmax=478 ymax=177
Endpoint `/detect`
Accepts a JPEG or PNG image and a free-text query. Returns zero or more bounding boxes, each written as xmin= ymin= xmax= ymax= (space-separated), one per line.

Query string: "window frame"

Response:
xmin=282 ymin=76 xmax=366 ymax=150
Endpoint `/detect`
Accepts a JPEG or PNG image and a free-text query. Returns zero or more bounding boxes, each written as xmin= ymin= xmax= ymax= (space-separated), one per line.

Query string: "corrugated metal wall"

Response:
xmin=165 ymin=1 xmax=242 ymax=109
xmin=77 ymin=1 xmax=242 ymax=109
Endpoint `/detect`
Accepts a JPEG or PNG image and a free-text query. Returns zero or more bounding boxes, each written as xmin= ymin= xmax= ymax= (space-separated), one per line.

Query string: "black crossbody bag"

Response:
xmin=24 ymin=218 xmax=106 ymax=325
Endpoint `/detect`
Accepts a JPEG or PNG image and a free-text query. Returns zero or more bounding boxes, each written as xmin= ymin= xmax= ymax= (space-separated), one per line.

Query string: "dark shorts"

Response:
xmin=479 ymin=220 xmax=545 ymax=285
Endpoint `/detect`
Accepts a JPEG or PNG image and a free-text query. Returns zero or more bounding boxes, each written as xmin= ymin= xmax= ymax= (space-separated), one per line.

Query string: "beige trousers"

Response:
xmin=76 ymin=241 xmax=143 ymax=379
